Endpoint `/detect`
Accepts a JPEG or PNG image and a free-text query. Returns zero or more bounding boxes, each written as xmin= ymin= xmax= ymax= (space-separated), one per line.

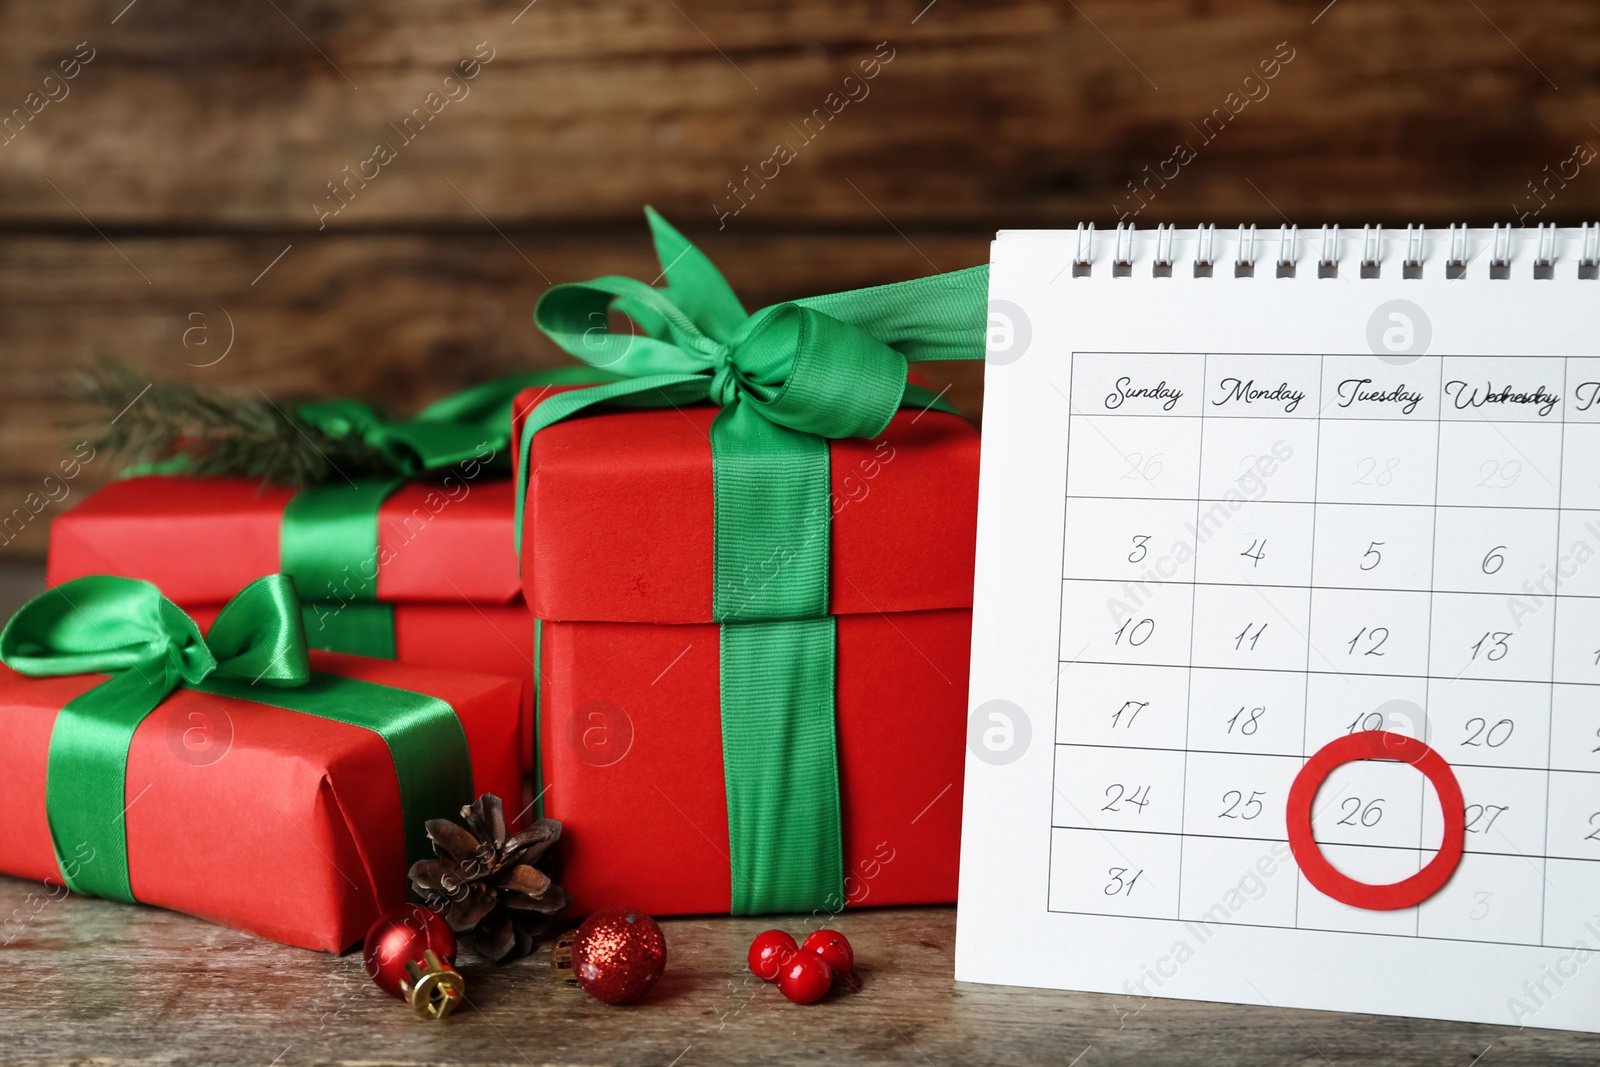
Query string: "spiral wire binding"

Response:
xmin=1194 ymin=224 xmax=1217 ymax=278
xmin=1113 ymin=222 xmax=1135 ymax=277
xmin=1360 ymin=225 xmax=1383 ymax=279
xmin=1056 ymin=222 xmax=1600 ymax=280
xmin=1277 ymin=224 xmax=1299 ymax=278
xmin=1403 ymin=225 xmax=1425 ymax=279
xmin=1235 ymin=224 xmax=1257 ymax=277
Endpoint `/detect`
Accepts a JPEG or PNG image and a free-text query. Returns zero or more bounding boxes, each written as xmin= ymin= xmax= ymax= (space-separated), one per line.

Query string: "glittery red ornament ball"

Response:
xmin=572 ymin=907 xmax=667 ymax=1005
xmin=363 ymin=904 xmax=456 ymax=999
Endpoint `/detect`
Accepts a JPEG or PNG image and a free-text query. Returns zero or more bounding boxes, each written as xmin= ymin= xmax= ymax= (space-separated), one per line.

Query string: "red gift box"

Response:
xmin=516 ymin=390 xmax=978 ymax=915
xmin=47 ymin=476 xmax=539 ymax=767
xmin=0 ymin=650 xmax=522 ymax=952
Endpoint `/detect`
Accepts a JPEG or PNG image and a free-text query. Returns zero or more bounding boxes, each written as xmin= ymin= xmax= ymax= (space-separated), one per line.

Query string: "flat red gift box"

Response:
xmin=0 ymin=650 xmax=522 ymax=952
xmin=47 ymin=476 xmax=520 ymax=605
xmin=47 ymin=476 xmax=539 ymax=767
xmin=516 ymin=389 xmax=978 ymax=915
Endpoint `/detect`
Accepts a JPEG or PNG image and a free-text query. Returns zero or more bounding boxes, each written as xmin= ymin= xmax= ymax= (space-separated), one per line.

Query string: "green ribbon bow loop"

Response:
xmin=515 ymin=209 xmax=990 ymax=915
xmin=1 ymin=575 xmax=309 ymax=902
xmin=1 ymin=574 xmax=473 ymax=906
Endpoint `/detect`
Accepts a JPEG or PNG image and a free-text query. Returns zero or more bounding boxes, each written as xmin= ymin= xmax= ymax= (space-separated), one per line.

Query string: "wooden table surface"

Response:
xmin=4 ymin=881 xmax=1598 ymax=1067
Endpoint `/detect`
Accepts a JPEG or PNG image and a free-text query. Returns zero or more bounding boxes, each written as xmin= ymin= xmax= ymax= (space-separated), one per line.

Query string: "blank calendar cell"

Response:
xmin=1435 ymin=422 xmax=1563 ymax=510
xmin=1178 ymin=837 xmax=1299 ymax=929
xmin=1192 ymin=501 xmax=1314 ymax=587
xmin=1416 ymin=852 xmax=1545 ymax=946
xmin=1056 ymin=663 xmax=1191 ymax=751
xmin=1048 ymin=828 xmax=1181 ymax=919
xmin=1421 ymin=765 xmax=1547 ymax=860
xmin=1542 ymin=771 xmax=1600 ymax=862
xmin=1305 ymin=587 xmax=1432 ymax=677
xmin=1554 ymin=510 xmax=1600 ymax=597
xmin=1541 ymin=859 xmax=1600 ymax=949
xmin=1303 ymin=672 xmax=1430 ymax=757
xmin=1429 ymin=591 xmax=1555 ymax=684
xmin=1062 ymin=496 xmax=1197 ymax=584
xmin=1550 ymin=597 xmax=1600 ymax=685
xmin=1182 ymin=751 xmax=1300 ymax=842
xmin=1065 ymin=414 xmax=1201 ymax=500
xmin=1432 ymin=507 xmax=1560 ymax=596
xmin=1187 ymin=666 xmax=1306 ymax=757
xmin=1548 ymin=684 xmax=1600 ymax=774
xmin=1060 ymin=579 xmax=1193 ymax=667
xmin=1189 ymin=583 xmax=1311 ymax=671
xmin=1195 ymin=419 xmax=1319 ymax=504
xmin=1315 ymin=419 xmax=1440 ymax=506
xmin=1309 ymin=758 xmax=1427 ymax=852
xmin=1559 ymin=425 xmax=1600 ymax=511
xmin=1052 ymin=745 xmax=1185 ymax=835
xmin=1310 ymin=502 xmax=1436 ymax=592
xmin=1423 ymin=678 xmax=1550 ymax=771
xmin=1296 ymin=845 xmax=1424 ymax=937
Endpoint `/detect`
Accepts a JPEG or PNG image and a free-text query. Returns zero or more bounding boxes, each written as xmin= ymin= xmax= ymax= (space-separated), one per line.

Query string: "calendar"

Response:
xmin=956 ymin=224 xmax=1600 ymax=1032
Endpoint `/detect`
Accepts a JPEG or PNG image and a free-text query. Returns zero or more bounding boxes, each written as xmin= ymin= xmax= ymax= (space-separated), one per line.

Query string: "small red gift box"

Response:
xmin=0 ymin=650 xmax=521 ymax=952
xmin=47 ymin=476 xmax=538 ymax=767
xmin=517 ymin=390 xmax=978 ymax=915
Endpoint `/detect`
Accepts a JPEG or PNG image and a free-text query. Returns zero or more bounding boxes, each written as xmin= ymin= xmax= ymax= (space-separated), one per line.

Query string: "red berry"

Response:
xmin=747 ymin=929 xmax=797 ymax=982
xmin=801 ymin=929 xmax=854 ymax=983
xmin=777 ymin=951 xmax=833 ymax=1004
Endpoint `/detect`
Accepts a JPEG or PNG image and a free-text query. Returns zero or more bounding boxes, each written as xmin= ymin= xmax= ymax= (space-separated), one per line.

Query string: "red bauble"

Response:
xmin=572 ymin=907 xmax=667 ymax=1004
xmin=747 ymin=930 xmax=798 ymax=982
xmin=801 ymin=929 xmax=855 ymax=984
xmin=776 ymin=951 xmax=833 ymax=1004
xmin=364 ymin=904 xmax=457 ymax=999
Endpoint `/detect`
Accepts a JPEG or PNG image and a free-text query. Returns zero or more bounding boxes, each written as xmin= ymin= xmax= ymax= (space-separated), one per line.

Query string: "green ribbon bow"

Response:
xmin=0 ymin=574 xmax=473 ymax=904
xmin=515 ymin=208 xmax=989 ymax=913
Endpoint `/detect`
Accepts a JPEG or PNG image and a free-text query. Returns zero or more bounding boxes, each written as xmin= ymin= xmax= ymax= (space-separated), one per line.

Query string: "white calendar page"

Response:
xmin=956 ymin=225 xmax=1600 ymax=1032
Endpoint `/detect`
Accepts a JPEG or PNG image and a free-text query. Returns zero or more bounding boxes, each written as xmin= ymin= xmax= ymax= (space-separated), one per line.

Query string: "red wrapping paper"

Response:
xmin=540 ymin=611 xmax=970 ymax=914
xmin=514 ymin=389 xmax=979 ymax=914
xmin=0 ymin=651 xmax=522 ymax=952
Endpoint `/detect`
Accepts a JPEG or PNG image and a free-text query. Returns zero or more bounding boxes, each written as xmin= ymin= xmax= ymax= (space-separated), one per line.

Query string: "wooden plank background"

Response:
xmin=3 ymin=0 xmax=1599 ymax=551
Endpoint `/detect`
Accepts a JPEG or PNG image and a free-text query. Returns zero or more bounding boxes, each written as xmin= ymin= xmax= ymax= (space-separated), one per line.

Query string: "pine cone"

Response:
xmin=408 ymin=794 xmax=570 ymax=963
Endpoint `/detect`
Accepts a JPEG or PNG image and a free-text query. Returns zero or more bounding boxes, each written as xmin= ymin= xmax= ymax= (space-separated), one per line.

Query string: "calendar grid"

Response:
xmin=1050 ymin=350 xmax=1600 ymax=951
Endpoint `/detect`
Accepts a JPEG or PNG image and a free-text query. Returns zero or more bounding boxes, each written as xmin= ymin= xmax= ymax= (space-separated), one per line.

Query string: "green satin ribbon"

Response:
xmin=516 ymin=208 xmax=989 ymax=913
xmin=0 ymin=574 xmax=473 ymax=904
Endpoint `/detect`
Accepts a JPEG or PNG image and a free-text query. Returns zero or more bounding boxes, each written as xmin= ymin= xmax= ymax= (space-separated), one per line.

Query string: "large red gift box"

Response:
xmin=0 ymin=650 xmax=521 ymax=952
xmin=517 ymin=389 xmax=978 ymax=915
xmin=47 ymin=476 xmax=538 ymax=767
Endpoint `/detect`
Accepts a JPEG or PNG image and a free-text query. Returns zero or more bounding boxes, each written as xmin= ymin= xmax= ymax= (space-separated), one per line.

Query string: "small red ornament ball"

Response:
xmin=777 ymin=951 xmax=833 ymax=1004
xmin=363 ymin=904 xmax=456 ymax=999
xmin=747 ymin=930 xmax=798 ymax=982
xmin=802 ymin=929 xmax=855 ymax=984
xmin=573 ymin=907 xmax=667 ymax=1004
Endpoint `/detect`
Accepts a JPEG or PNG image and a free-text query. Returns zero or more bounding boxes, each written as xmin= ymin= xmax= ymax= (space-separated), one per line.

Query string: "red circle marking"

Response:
xmin=1287 ymin=730 xmax=1465 ymax=911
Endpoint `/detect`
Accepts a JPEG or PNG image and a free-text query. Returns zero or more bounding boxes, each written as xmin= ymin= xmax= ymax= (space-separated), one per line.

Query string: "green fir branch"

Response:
xmin=67 ymin=359 xmax=393 ymax=489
